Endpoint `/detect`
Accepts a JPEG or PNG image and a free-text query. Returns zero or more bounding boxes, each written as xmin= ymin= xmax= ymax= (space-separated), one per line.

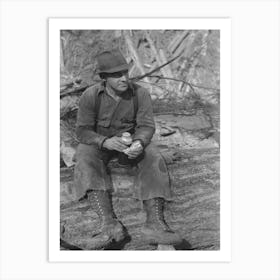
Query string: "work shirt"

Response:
xmin=76 ymin=82 xmax=155 ymax=149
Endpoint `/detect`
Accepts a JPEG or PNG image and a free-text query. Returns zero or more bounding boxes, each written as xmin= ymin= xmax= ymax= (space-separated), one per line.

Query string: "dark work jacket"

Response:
xmin=76 ymin=82 xmax=155 ymax=149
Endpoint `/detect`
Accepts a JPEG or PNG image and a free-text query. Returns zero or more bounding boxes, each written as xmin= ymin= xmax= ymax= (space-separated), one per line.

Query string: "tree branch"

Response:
xmin=146 ymin=75 xmax=220 ymax=92
xmin=130 ymin=50 xmax=184 ymax=82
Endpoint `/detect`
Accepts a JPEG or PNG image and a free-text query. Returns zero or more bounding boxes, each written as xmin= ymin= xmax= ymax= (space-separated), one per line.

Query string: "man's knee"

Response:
xmin=142 ymin=143 xmax=168 ymax=173
xmin=143 ymin=143 xmax=162 ymax=160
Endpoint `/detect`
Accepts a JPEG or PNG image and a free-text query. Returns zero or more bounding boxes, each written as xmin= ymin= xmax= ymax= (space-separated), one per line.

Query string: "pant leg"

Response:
xmin=132 ymin=143 xmax=173 ymax=201
xmin=73 ymin=143 xmax=113 ymax=200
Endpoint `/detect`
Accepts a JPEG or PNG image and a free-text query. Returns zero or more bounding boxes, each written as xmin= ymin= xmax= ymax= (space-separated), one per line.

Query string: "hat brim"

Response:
xmin=97 ymin=61 xmax=133 ymax=74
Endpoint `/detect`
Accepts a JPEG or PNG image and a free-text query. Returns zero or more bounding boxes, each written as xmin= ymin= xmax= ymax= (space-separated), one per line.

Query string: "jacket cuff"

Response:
xmin=98 ymin=136 xmax=108 ymax=150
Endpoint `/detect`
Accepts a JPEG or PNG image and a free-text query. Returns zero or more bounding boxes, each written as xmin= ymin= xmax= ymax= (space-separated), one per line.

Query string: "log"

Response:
xmin=60 ymin=80 xmax=101 ymax=99
xmin=60 ymin=78 xmax=82 ymax=91
xmin=60 ymin=84 xmax=90 ymax=98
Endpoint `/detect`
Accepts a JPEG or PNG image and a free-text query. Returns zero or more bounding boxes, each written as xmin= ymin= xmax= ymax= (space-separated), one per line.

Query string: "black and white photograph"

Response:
xmin=1 ymin=0 xmax=279 ymax=279
xmin=49 ymin=18 xmax=231 ymax=261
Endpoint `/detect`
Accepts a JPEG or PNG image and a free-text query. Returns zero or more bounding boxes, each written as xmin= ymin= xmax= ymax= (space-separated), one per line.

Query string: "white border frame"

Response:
xmin=49 ymin=18 xmax=231 ymax=262
xmin=1 ymin=0 xmax=279 ymax=279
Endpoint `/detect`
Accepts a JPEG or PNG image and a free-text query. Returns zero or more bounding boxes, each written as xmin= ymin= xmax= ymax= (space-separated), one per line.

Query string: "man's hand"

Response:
xmin=102 ymin=136 xmax=128 ymax=152
xmin=123 ymin=141 xmax=143 ymax=159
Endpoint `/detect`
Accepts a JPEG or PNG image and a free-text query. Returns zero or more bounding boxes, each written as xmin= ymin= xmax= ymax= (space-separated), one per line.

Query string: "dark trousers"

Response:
xmin=73 ymin=143 xmax=172 ymax=201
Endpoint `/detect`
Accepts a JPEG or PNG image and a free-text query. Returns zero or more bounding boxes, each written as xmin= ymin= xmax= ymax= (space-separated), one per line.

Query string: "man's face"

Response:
xmin=105 ymin=70 xmax=129 ymax=93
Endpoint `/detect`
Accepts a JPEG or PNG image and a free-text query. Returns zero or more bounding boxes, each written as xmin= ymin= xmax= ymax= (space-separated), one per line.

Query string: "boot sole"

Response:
xmin=141 ymin=227 xmax=183 ymax=245
xmin=91 ymin=223 xmax=126 ymax=249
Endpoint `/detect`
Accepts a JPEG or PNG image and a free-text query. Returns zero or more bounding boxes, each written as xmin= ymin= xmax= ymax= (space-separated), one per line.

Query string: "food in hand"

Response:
xmin=123 ymin=141 xmax=142 ymax=155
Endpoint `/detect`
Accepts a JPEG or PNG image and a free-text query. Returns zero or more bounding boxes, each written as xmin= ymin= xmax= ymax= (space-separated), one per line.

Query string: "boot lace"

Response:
xmin=88 ymin=191 xmax=107 ymax=229
xmin=154 ymin=199 xmax=171 ymax=232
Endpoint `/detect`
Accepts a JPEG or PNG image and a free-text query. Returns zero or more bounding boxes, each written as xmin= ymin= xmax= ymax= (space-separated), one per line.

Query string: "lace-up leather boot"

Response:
xmin=88 ymin=190 xmax=125 ymax=247
xmin=141 ymin=198 xmax=183 ymax=245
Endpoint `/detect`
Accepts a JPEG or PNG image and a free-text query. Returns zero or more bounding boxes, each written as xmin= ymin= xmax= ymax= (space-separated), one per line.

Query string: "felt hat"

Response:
xmin=96 ymin=49 xmax=131 ymax=74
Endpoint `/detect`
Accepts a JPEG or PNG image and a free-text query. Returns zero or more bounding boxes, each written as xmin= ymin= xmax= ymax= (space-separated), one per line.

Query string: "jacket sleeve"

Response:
xmin=133 ymin=87 xmax=155 ymax=147
xmin=75 ymin=87 xmax=108 ymax=149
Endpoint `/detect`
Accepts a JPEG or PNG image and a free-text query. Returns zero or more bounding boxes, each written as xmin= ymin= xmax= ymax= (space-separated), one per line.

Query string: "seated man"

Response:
xmin=74 ymin=49 xmax=182 ymax=248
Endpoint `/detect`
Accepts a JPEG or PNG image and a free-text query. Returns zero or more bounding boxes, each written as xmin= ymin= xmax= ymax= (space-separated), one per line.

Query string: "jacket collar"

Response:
xmin=97 ymin=81 xmax=135 ymax=96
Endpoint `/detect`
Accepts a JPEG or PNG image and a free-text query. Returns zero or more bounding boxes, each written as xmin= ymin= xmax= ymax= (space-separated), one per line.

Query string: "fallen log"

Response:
xmin=60 ymin=84 xmax=90 ymax=98
xmin=60 ymin=78 xmax=82 ymax=91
